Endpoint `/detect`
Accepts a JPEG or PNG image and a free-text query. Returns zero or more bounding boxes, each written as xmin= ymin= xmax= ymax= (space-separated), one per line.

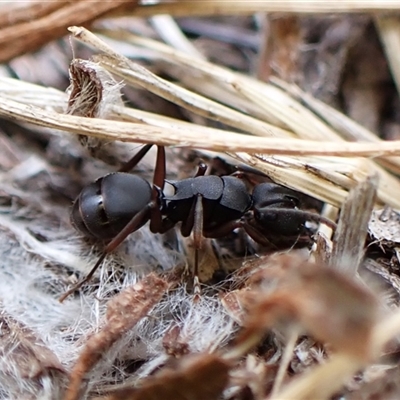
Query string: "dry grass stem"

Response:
xmin=149 ymin=14 xmax=207 ymax=60
xmin=271 ymin=77 xmax=400 ymax=175
xmin=9 ymin=25 xmax=397 ymax=209
xmin=331 ymin=173 xmax=378 ymax=274
xmin=6 ymin=94 xmax=400 ymax=159
xmin=376 ymin=16 xmax=400 ymax=101
xmin=0 ymin=1 xmax=139 ymax=63
xmin=273 ymin=352 xmax=365 ymax=400
xmin=269 ymin=328 xmax=300 ymax=397
xmin=128 ymin=1 xmax=400 ymax=18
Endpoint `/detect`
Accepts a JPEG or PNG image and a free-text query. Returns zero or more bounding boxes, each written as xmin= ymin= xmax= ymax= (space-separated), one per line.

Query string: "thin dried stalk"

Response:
xmin=233 ymin=152 xmax=399 ymax=209
xmin=4 ymin=27 xmax=400 ymax=209
xmin=86 ymin=28 xmax=400 ymax=207
xmin=269 ymin=328 xmax=300 ymax=397
xmin=6 ymin=96 xmax=400 ymax=158
xmin=273 ymin=352 xmax=365 ymax=400
xmin=0 ymin=0 xmax=139 ymax=63
xmin=103 ymin=29 xmax=340 ymax=140
xmin=275 ymin=307 xmax=400 ymax=400
xmin=272 ymin=77 xmax=400 ymax=175
xmin=0 ymin=2 xmax=65 ymax=29
xmin=150 ymin=14 xmax=206 ymax=60
xmin=376 ymin=16 xmax=400 ymax=101
xmin=71 ymin=26 xmax=291 ymax=138
xmin=331 ymin=173 xmax=378 ymax=275
xmin=130 ymin=1 xmax=400 ymax=18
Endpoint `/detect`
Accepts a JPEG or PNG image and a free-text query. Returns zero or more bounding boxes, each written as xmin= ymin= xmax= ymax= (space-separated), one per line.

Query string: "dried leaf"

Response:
xmin=232 ymin=255 xmax=378 ymax=361
xmin=101 ymin=354 xmax=230 ymax=400
xmin=64 ymin=273 xmax=169 ymax=400
xmin=67 ymin=59 xmax=104 ymax=118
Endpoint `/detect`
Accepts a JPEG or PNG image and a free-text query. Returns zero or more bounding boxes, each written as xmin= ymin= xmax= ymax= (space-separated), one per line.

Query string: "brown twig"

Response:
xmin=0 ymin=0 xmax=139 ymax=63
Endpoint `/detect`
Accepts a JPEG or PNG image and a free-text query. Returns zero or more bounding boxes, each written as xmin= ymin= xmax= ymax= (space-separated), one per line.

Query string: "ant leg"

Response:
xmin=59 ymin=253 xmax=107 ymax=303
xmin=177 ymin=194 xmax=204 ymax=296
xmin=171 ymin=162 xmax=206 ymax=236
xmin=59 ymin=202 xmax=156 ymax=303
xmin=149 ymin=146 xmax=166 ymax=232
xmin=242 ymin=221 xmax=278 ymax=248
xmin=203 ymin=220 xmax=242 ymax=239
xmin=118 ymin=144 xmax=154 ymax=173
xmin=191 ymin=194 xmax=204 ymax=297
xmin=152 ymin=146 xmax=166 ymax=190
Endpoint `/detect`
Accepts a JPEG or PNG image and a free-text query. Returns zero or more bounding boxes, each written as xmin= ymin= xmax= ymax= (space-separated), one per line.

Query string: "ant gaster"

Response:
xmin=60 ymin=145 xmax=336 ymax=302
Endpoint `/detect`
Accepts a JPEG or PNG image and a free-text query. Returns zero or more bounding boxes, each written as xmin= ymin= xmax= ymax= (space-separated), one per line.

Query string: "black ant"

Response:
xmin=59 ymin=145 xmax=336 ymax=302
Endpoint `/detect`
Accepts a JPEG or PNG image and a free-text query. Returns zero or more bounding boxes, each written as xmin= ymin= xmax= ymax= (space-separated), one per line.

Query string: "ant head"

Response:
xmin=252 ymin=183 xmax=299 ymax=209
xmin=251 ymin=183 xmax=307 ymax=237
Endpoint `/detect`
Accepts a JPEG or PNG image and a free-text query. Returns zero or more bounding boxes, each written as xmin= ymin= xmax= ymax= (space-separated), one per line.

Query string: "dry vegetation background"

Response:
xmin=4 ymin=1 xmax=400 ymax=400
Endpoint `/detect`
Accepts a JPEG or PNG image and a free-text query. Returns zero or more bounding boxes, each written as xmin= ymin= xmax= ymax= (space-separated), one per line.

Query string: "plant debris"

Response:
xmin=3 ymin=3 xmax=400 ymax=400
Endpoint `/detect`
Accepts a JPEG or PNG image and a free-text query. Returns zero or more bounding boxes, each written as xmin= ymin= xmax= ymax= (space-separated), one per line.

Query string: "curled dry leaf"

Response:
xmin=67 ymin=58 xmax=124 ymax=119
xmin=64 ymin=273 xmax=169 ymax=400
xmin=98 ymin=353 xmax=230 ymax=400
xmin=67 ymin=58 xmax=131 ymax=166
xmin=67 ymin=59 xmax=104 ymax=118
xmin=232 ymin=255 xmax=379 ymax=362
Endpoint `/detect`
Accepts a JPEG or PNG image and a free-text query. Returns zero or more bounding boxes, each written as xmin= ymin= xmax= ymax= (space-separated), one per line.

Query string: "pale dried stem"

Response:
xmin=128 ymin=1 xmax=400 ymax=18
xmin=0 ymin=0 xmax=138 ymax=63
xmin=331 ymin=173 xmax=378 ymax=274
xmin=270 ymin=328 xmax=300 ymax=397
xmin=272 ymin=353 xmax=364 ymax=400
xmin=272 ymin=77 xmax=400 ymax=175
xmin=0 ymin=1 xmax=65 ymax=28
xmin=376 ymin=16 xmax=400 ymax=101
xmin=6 ymin=96 xmax=400 ymax=158
xmin=274 ymin=307 xmax=400 ymax=400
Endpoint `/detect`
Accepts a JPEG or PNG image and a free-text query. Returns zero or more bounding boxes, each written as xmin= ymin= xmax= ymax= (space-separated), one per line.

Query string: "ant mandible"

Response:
xmin=59 ymin=145 xmax=336 ymax=302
